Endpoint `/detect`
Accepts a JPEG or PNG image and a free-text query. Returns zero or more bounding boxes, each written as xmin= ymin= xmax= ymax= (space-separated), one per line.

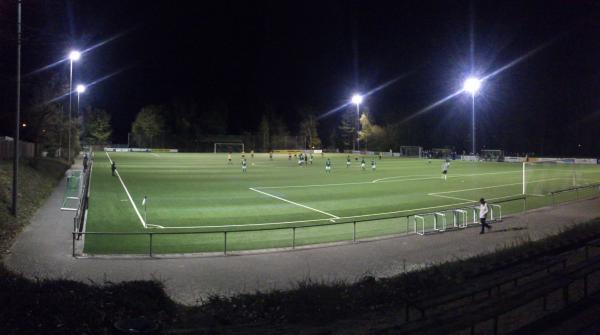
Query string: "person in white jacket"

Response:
xmin=479 ymin=198 xmax=492 ymax=234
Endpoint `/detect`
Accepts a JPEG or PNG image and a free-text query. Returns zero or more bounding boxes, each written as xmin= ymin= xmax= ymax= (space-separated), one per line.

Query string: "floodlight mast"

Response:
xmin=463 ymin=77 xmax=481 ymax=155
xmin=351 ymin=94 xmax=363 ymax=151
xmin=68 ymin=50 xmax=81 ymax=163
xmin=76 ymin=84 xmax=86 ymax=135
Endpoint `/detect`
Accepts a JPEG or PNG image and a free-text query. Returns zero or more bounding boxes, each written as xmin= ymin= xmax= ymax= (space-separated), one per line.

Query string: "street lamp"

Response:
xmin=76 ymin=84 xmax=86 ymax=137
xmin=463 ymin=77 xmax=481 ymax=155
xmin=351 ymin=94 xmax=363 ymax=151
xmin=67 ymin=50 xmax=81 ymax=163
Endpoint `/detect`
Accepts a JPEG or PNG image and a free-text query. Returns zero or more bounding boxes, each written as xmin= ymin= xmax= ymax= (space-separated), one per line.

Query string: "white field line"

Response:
xmin=151 ymin=153 xmax=160 ymax=158
xmin=148 ymin=193 xmax=526 ymax=229
xmin=105 ymin=152 xmax=147 ymax=228
xmin=249 ymin=187 xmax=339 ymax=219
xmin=429 ymin=177 xmax=564 ymax=196
xmin=429 ymin=194 xmax=476 ymax=202
xmin=373 ymin=170 xmax=522 ymax=183
xmin=257 ymin=170 xmax=522 ymax=190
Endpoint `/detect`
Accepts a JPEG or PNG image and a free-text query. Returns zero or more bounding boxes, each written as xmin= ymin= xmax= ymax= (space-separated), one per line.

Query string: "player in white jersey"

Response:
xmin=441 ymin=161 xmax=450 ymax=180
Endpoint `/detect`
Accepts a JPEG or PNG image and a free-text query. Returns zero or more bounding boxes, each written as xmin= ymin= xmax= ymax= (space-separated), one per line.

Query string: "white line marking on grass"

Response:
xmin=429 ymin=194 xmax=476 ymax=202
xmin=249 ymin=187 xmax=340 ymax=219
xmin=147 ymin=224 xmax=165 ymax=228
xmin=257 ymin=170 xmax=523 ymax=190
xmin=152 ymin=193 xmax=527 ymax=230
xmin=373 ymin=170 xmax=522 ymax=183
xmin=151 ymin=153 xmax=160 ymax=158
xmin=430 ymin=177 xmax=564 ymax=195
xmin=105 ymin=151 xmax=147 ymax=228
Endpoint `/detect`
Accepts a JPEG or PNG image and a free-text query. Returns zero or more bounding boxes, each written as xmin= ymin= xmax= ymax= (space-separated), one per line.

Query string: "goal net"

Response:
xmin=523 ymin=160 xmax=600 ymax=196
xmin=399 ymin=146 xmax=422 ymax=158
xmin=214 ymin=142 xmax=245 ymax=153
xmin=480 ymin=149 xmax=504 ymax=162
xmin=431 ymin=148 xmax=452 ymax=159
xmin=61 ymin=170 xmax=82 ymax=210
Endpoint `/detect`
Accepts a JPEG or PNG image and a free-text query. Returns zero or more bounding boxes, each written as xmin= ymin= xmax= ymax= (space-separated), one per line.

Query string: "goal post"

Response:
xmin=522 ymin=159 xmax=600 ymax=196
xmin=480 ymin=149 xmax=504 ymax=162
xmin=399 ymin=146 xmax=422 ymax=158
xmin=61 ymin=170 xmax=83 ymax=211
xmin=214 ymin=142 xmax=245 ymax=153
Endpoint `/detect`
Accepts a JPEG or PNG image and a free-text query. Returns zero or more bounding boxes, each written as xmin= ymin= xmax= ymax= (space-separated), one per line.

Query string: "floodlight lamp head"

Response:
xmin=351 ymin=94 xmax=363 ymax=105
xmin=76 ymin=84 xmax=86 ymax=93
xmin=463 ymin=77 xmax=481 ymax=95
xmin=69 ymin=50 xmax=81 ymax=61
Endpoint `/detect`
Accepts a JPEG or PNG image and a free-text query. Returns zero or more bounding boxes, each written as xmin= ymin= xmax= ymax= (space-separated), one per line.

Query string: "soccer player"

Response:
xmin=361 ymin=157 xmax=366 ymax=171
xmin=309 ymin=154 xmax=313 ymax=165
xmin=251 ymin=150 xmax=254 ymax=159
xmin=242 ymin=158 xmax=247 ymax=173
xmin=298 ymin=153 xmax=304 ymax=166
xmin=269 ymin=151 xmax=273 ymax=160
xmin=378 ymin=152 xmax=382 ymax=160
xmin=325 ymin=158 xmax=332 ymax=173
xmin=371 ymin=159 xmax=376 ymax=171
xmin=346 ymin=155 xmax=351 ymax=168
xmin=111 ymin=161 xmax=117 ymax=176
xmin=441 ymin=160 xmax=450 ymax=180
xmin=227 ymin=152 xmax=232 ymax=165
xmin=479 ymin=198 xmax=492 ymax=234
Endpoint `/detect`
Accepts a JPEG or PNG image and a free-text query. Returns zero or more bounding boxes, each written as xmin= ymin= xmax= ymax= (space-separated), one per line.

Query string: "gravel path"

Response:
xmin=4 ymin=168 xmax=600 ymax=305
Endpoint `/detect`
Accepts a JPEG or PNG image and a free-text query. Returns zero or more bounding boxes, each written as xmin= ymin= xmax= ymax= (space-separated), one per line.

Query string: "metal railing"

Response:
xmin=73 ymin=196 xmax=526 ymax=257
xmin=550 ymin=182 xmax=600 ymax=205
xmin=73 ymin=160 xmax=92 ymax=237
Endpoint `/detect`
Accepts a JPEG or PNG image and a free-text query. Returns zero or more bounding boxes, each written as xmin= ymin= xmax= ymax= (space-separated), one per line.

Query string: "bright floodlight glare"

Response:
xmin=76 ymin=84 xmax=86 ymax=93
xmin=351 ymin=94 xmax=363 ymax=105
xmin=69 ymin=50 xmax=81 ymax=61
xmin=463 ymin=77 xmax=481 ymax=95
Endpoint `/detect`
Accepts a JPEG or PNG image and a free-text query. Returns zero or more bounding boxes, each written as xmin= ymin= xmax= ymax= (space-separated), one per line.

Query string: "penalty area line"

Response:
xmin=249 ymin=187 xmax=340 ymax=219
xmin=105 ymin=151 xmax=147 ymax=228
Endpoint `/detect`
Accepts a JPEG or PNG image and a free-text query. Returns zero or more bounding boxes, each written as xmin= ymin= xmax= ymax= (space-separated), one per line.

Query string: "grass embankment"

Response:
xmin=0 ymin=158 xmax=70 ymax=253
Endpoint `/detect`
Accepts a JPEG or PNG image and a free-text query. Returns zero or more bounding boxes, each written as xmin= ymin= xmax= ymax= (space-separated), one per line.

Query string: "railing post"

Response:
xmin=224 ymin=231 xmax=227 ymax=255
xmin=72 ymin=232 xmax=76 ymax=257
xmin=353 ymin=221 xmax=357 ymax=242
xmin=292 ymin=227 xmax=296 ymax=249
xmin=523 ymin=197 xmax=527 ymax=212
xmin=149 ymin=233 xmax=153 ymax=257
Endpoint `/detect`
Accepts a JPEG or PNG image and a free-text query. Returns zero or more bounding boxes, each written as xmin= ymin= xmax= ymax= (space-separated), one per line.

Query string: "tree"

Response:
xmin=258 ymin=114 xmax=270 ymax=151
xmin=85 ymin=107 xmax=112 ymax=144
xmin=299 ymin=113 xmax=322 ymax=149
xmin=359 ymin=109 xmax=388 ymax=151
xmin=337 ymin=108 xmax=356 ymax=150
xmin=131 ymin=105 xmax=166 ymax=147
xmin=270 ymin=116 xmax=290 ymax=149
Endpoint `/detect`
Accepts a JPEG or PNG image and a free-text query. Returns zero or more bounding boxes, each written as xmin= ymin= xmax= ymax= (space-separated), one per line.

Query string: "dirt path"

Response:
xmin=4 ymin=170 xmax=600 ymax=305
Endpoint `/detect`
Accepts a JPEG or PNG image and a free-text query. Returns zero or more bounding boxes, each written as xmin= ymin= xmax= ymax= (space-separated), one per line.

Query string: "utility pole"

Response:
xmin=12 ymin=0 xmax=22 ymax=216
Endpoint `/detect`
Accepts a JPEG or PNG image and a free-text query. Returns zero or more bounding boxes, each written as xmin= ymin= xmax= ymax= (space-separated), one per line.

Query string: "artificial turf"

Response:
xmin=83 ymin=152 xmax=600 ymax=254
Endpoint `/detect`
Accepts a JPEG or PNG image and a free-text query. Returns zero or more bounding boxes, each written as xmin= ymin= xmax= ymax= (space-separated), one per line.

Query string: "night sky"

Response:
xmin=1 ymin=0 xmax=599 ymax=155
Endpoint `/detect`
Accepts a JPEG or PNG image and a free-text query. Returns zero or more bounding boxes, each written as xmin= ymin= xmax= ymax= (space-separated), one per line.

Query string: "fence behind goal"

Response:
xmin=523 ymin=160 xmax=600 ymax=196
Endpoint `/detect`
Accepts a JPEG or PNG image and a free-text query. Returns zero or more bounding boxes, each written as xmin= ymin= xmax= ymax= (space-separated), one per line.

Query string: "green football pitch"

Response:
xmin=83 ymin=152 xmax=600 ymax=255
